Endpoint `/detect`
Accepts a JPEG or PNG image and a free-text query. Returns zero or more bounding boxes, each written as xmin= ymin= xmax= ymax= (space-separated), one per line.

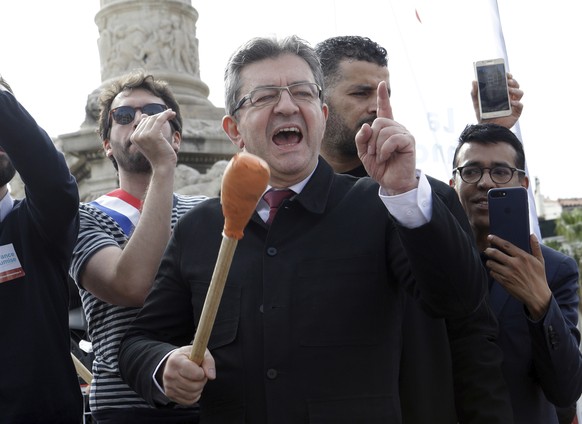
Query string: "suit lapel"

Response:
xmin=489 ymin=280 xmax=511 ymax=317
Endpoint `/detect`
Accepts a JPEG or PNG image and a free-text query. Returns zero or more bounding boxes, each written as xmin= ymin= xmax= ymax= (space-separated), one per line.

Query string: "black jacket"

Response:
xmin=0 ymin=90 xmax=82 ymax=423
xmin=348 ymin=164 xmax=513 ymax=424
xmin=120 ymin=159 xmax=492 ymax=423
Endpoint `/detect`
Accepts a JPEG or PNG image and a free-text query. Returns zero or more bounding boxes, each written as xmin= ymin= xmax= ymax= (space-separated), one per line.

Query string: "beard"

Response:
xmin=114 ymin=147 xmax=152 ymax=174
xmin=0 ymin=154 xmax=16 ymax=186
xmin=111 ymin=131 xmax=175 ymax=174
xmin=323 ymin=108 xmax=375 ymax=157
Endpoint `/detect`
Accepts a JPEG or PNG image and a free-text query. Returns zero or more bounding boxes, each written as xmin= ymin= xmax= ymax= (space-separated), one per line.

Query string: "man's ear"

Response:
xmin=172 ymin=130 xmax=182 ymax=153
xmin=322 ymin=102 xmax=329 ymax=121
xmin=522 ymin=175 xmax=529 ymax=190
xmin=103 ymin=139 xmax=113 ymax=158
xmin=449 ymin=177 xmax=455 ymax=189
xmin=222 ymin=115 xmax=244 ymax=149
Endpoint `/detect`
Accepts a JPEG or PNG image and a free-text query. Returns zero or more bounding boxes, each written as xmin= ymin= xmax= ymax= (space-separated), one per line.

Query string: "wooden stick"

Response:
xmin=189 ymin=236 xmax=238 ymax=364
xmin=71 ymin=352 xmax=93 ymax=384
xmin=188 ymin=151 xmax=270 ymax=365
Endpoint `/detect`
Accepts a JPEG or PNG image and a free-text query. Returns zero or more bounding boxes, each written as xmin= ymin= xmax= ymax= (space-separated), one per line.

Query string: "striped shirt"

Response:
xmin=70 ymin=192 xmax=207 ymax=413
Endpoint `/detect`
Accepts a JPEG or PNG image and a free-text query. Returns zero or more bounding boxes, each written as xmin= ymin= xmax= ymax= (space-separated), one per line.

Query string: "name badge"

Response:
xmin=0 ymin=243 xmax=25 ymax=283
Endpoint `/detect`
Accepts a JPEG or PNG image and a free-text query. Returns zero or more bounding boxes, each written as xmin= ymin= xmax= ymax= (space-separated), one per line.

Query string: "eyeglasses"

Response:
xmin=106 ymin=103 xmax=179 ymax=138
xmin=453 ymin=165 xmax=526 ymax=184
xmin=232 ymin=82 xmax=322 ymax=115
xmin=110 ymin=103 xmax=168 ymax=126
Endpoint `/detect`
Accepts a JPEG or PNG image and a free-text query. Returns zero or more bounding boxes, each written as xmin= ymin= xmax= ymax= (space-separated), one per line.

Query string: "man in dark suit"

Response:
xmin=0 ymin=77 xmax=82 ymax=422
xmin=450 ymin=123 xmax=582 ymax=424
xmin=315 ymin=35 xmax=517 ymax=423
xmin=119 ymin=35 xmax=490 ymax=423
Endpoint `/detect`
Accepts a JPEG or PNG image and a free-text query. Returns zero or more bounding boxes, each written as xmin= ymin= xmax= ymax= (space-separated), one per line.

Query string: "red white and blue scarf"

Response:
xmin=89 ymin=189 xmax=142 ymax=236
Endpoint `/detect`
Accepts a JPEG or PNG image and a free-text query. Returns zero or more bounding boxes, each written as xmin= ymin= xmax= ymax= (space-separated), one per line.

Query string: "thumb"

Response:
xmin=529 ymin=234 xmax=545 ymax=265
xmin=202 ymin=349 xmax=216 ymax=380
xmin=355 ymin=123 xmax=374 ymax=157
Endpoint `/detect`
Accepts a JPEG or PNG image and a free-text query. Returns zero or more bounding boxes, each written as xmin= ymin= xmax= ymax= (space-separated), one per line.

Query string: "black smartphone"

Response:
xmin=488 ymin=187 xmax=531 ymax=253
xmin=474 ymin=58 xmax=512 ymax=119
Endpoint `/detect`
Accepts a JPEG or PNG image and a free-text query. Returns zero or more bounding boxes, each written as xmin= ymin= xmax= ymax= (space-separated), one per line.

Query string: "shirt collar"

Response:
xmin=0 ymin=190 xmax=14 ymax=222
xmin=263 ymin=161 xmax=318 ymax=196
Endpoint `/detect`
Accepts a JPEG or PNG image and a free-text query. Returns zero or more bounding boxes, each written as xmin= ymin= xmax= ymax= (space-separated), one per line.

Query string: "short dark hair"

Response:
xmin=0 ymin=75 xmax=14 ymax=94
xmin=224 ymin=35 xmax=324 ymax=116
xmin=452 ymin=123 xmax=526 ymax=170
xmin=98 ymin=70 xmax=182 ymax=141
xmin=315 ymin=36 xmax=388 ymax=93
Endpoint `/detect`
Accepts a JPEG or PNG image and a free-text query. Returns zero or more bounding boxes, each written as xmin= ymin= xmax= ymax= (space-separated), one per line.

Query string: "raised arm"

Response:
xmin=78 ymin=109 xmax=180 ymax=307
xmin=0 ymin=86 xmax=79 ymax=256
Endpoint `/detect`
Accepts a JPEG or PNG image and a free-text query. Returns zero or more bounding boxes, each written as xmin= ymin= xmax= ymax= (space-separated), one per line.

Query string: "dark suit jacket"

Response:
xmin=0 ymin=90 xmax=82 ymax=422
xmin=346 ymin=166 xmax=512 ymax=424
xmin=119 ymin=159 xmax=489 ymax=424
xmin=490 ymin=244 xmax=582 ymax=424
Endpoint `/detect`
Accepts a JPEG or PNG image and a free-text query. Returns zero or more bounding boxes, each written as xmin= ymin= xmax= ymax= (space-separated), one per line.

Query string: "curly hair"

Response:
xmin=98 ymin=69 xmax=182 ymax=141
xmin=314 ymin=36 xmax=388 ymax=93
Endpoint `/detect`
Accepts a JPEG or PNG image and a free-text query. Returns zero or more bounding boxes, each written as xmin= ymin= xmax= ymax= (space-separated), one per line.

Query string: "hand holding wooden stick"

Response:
xmin=190 ymin=152 xmax=269 ymax=364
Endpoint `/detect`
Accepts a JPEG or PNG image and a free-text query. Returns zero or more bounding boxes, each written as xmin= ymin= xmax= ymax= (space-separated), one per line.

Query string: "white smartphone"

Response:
xmin=474 ymin=58 xmax=512 ymax=119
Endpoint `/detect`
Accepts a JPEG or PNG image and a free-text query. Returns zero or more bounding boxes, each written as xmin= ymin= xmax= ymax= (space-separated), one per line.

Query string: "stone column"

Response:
xmin=98 ymin=0 xmax=211 ymax=109
xmin=60 ymin=0 xmax=234 ymax=201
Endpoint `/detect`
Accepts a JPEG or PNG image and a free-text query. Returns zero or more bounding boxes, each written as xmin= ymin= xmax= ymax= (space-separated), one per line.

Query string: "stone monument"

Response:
xmin=58 ymin=0 xmax=235 ymax=201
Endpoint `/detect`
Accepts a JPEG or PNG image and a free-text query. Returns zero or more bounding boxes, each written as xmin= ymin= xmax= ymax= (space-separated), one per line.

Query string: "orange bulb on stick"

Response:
xmin=190 ymin=152 xmax=269 ymax=364
xmin=221 ymin=151 xmax=270 ymax=240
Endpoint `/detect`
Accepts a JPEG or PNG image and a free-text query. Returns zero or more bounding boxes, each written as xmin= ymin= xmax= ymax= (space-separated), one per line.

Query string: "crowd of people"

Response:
xmin=0 ymin=32 xmax=580 ymax=424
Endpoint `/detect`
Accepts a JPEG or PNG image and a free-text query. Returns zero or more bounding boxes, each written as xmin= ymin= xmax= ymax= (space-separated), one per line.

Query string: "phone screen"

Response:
xmin=475 ymin=59 xmax=511 ymax=118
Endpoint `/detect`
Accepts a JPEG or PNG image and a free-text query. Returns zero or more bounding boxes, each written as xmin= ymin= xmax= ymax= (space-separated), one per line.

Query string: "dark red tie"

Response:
xmin=263 ymin=189 xmax=294 ymax=225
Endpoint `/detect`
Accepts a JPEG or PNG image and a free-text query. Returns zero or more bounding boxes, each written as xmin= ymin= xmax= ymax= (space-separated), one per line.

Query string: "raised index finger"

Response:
xmin=376 ymin=81 xmax=392 ymax=119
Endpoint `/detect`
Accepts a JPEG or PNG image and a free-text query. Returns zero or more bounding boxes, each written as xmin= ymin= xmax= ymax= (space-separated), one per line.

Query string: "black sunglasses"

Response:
xmin=110 ymin=103 xmax=168 ymax=125
xmin=106 ymin=103 xmax=179 ymax=137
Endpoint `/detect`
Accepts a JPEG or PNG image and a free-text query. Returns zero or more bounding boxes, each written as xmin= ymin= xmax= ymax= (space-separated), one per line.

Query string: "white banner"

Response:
xmin=381 ymin=0 xmax=540 ymax=236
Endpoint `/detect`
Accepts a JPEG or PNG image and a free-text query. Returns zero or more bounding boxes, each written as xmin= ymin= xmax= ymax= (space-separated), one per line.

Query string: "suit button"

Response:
xmin=547 ymin=325 xmax=560 ymax=349
xmin=259 ymin=304 xmax=264 ymax=313
xmin=266 ymin=368 xmax=278 ymax=379
xmin=266 ymin=247 xmax=277 ymax=256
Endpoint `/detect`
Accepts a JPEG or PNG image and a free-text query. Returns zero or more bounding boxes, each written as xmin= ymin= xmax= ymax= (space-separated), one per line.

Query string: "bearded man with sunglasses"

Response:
xmin=69 ymin=70 xmax=206 ymax=423
xmin=450 ymin=123 xmax=582 ymax=424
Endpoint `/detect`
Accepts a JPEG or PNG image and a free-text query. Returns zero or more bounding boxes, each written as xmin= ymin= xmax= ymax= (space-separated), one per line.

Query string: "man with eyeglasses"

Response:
xmin=231 ymin=82 xmax=322 ymax=115
xmin=118 ymin=35 xmax=491 ymax=423
xmin=450 ymin=123 xmax=582 ymax=424
xmin=69 ymin=70 xmax=206 ymax=423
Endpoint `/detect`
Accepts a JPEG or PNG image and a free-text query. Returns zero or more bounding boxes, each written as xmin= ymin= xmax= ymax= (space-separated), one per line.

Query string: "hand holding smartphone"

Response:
xmin=488 ymin=187 xmax=531 ymax=253
xmin=474 ymin=58 xmax=512 ymax=119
